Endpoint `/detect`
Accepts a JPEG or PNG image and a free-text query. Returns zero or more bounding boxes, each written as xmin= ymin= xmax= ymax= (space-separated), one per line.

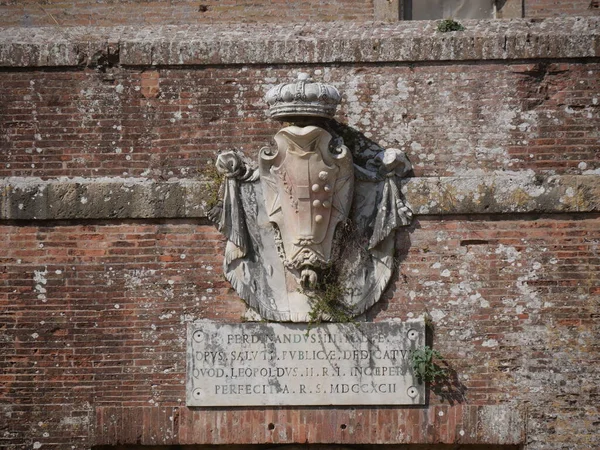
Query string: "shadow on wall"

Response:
xmin=326 ymin=120 xmax=416 ymax=320
xmin=327 ymin=121 xmax=468 ymax=406
xmin=327 ymin=121 xmax=415 ymax=179
xmin=326 ymin=120 xmax=416 ymax=322
xmin=428 ymin=351 xmax=469 ymax=405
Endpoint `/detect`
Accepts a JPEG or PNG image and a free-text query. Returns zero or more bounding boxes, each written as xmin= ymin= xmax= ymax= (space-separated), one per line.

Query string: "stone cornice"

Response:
xmin=1 ymin=174 xmax=598 ymax=221
xmin=0 ymin=17 xmax=598 ymax=67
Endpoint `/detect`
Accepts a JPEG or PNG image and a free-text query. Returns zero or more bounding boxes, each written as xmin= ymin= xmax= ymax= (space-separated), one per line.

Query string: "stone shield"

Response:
xmin=259 ymin=125 xmax=353 ymax=286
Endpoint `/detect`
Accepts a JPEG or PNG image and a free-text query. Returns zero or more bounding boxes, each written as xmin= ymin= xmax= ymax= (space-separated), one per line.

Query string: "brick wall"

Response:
xmin=1 ymin=18 xmax=599 ymax=450
xmin=2 ymin=63 xmax=598 ymax=180
xmin=0 ymin=0 xmax=373 ymax=27
xmin=0 ymin=0 xmax=599 ymax=27
xmin=525 ymin=0 xmax=600 ymax=17
xmin=2 ymin=216 xmax=598 ymax=447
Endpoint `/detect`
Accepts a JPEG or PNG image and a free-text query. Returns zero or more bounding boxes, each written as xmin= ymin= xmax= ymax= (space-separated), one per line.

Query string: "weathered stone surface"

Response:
xmin=187 ymin=321 xmax=425 ymax=406
xmin=0 ymin=17 xmax=598 ymax=67
xmin=2 ymin=174 xmax=597 ymax=220
xmin=405 ymin=173 xmax=600 ymax=215
xmin=265 ymin=73 xmax=342 ymax=119
xmin=0 ymin=177 xmax=208 ymax=220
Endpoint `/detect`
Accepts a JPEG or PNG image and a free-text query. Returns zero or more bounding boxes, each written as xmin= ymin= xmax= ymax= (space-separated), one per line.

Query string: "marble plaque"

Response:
xmin=186 ymin=320 xmax=425 ymax=406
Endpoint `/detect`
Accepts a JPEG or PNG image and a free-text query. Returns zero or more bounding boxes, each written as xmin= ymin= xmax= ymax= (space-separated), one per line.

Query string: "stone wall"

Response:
xmin=1 ymin=17 xmax=599 ymax=450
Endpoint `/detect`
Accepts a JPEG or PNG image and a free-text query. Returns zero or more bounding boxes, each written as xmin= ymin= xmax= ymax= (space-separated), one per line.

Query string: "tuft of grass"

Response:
xmin=201 ymin=162 xmax=225 ymax=210
xmin=301 ymin=267 xmax=355 ymax=326
xmin=307 ymin=285 xmax=354 ymax=325
xmin=437 ymin=18 xmax=465 ymax=32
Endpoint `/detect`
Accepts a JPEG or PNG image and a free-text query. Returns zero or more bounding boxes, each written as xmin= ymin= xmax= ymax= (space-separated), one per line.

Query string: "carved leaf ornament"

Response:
xmin=210 ymin=73 xmax=413 ymax=322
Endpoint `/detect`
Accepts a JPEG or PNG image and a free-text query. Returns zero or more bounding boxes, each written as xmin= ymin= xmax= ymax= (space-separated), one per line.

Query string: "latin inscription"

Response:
xmin=186 ymin=321 xmax=425 ymax=406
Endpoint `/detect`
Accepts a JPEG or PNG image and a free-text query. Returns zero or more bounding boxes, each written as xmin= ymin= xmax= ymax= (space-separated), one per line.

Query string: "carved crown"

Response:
xmin=265 ymin=73 xmax=341 ymax=120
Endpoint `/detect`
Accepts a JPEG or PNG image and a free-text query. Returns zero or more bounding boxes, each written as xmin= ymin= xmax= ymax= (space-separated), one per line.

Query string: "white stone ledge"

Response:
xmin=0 ymin=17 xmax=598 ymax=67
xmin=1 ymin=174 xmax=597 ymax=221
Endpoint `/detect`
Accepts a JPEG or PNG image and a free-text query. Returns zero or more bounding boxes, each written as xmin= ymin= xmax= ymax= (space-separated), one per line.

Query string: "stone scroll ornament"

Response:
xmin=209 ymin=73 xmax=412 ymax=322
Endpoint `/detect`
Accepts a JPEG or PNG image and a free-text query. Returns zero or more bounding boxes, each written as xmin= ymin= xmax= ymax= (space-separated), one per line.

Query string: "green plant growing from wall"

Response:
xmin=437 ymin=18 xmax=465 ymax=32
xmin=411 ymin=346 xmax=448 ymax=384
xmin=299 ymin=220 xmax=366 ymax=327
xmin=307 ymin=288 xmax=354 ymax=325
xmin=300 ymin=266 xmax=355 ymax=326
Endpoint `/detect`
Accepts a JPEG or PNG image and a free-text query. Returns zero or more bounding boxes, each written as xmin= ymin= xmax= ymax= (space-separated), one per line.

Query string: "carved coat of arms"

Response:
xmin=209 ymin=73 xmax=412 ymax=322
